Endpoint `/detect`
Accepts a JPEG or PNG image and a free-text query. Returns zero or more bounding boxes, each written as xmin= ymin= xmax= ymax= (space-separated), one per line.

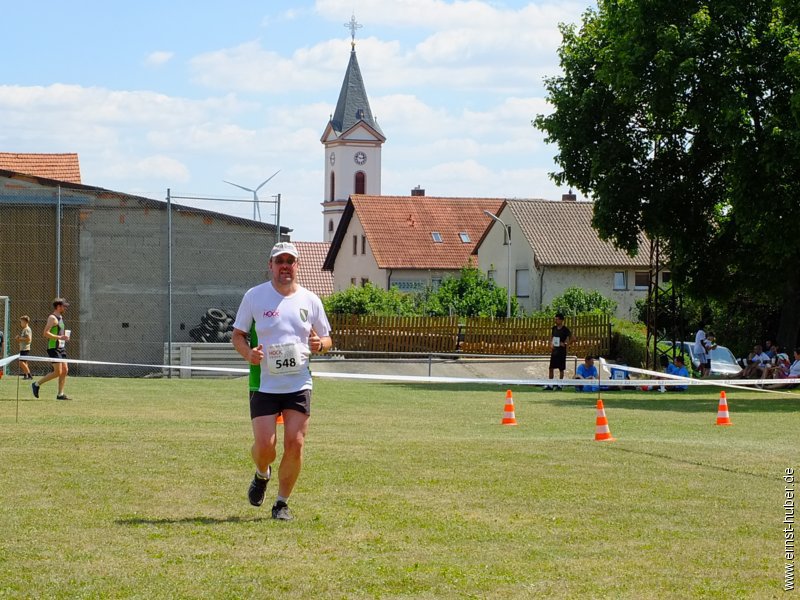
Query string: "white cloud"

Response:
xmin=145 ymin=51 xmax=174 ymax=67
xmin=100 ymin=155 xmax=191 ymax=183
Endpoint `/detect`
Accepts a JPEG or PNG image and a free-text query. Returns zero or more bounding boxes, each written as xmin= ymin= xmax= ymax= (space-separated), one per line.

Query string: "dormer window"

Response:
xmin=459 ymin=232 xmax=470 ymax=243
xmin=431 ymin=232 xmax=443 ymax=243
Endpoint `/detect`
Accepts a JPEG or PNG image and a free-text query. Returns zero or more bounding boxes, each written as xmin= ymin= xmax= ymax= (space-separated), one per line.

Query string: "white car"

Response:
xmin=661 ymin=341 xmax=743 ymax=377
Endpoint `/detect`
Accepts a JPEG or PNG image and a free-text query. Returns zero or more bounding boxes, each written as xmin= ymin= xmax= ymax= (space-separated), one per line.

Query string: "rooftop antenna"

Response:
xmin=223 ymin=170 xmax=280 ymax=221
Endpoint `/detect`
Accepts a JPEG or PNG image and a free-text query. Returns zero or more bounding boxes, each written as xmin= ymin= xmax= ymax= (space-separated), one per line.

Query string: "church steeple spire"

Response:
xmin=321 ymin=16 xmax=386 ymax=242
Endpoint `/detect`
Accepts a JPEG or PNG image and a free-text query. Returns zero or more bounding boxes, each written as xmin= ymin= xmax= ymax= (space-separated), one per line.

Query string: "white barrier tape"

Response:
xmin=20 ymin=355 xmax=249 ymax=374
xmin=0 ymin=354 xmax=21 ymax=369
xmin=2 ymin=354 xmax=796 ymax=393
xmin=598 ymin=357 xmax=800 ymax=395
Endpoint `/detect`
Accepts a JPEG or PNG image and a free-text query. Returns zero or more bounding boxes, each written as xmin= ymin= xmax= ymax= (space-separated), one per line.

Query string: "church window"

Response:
xmin=329 ymin=172 xmax=335 ymax=202
xmin=328 ymin=220 xmax=334 ymax=233
xmin=355 ymin=171 xmax=366 ymax=194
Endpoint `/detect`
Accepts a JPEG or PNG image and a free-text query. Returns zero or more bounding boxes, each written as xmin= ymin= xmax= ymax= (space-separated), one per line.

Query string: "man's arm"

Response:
xmin=42 ymin=315 xmax=59 ymax=340
xmin=232 ymin=328 xmax=263 ymax=365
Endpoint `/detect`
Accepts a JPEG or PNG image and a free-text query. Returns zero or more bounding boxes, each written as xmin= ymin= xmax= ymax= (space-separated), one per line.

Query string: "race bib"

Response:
xmin=552 ymin=336 xmax=560 ymax=347
xmin=267 ymin=342 xmax=303 ymax=376
xmin=57 ymin=339 xmax=66 ymax=349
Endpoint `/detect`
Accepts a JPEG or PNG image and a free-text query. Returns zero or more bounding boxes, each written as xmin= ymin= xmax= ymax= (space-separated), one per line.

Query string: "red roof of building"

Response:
xmin=0 ymin=152 xmax=81 ymax=184
xmin=294 ymin=241 xmax=334 ymax=297
xmin=325 ymin=195 xmax=505 ymax=270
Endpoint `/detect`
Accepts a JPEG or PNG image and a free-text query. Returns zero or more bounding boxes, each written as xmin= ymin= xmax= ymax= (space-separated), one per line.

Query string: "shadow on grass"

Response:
xmin=601 ymin=444 xmax=773 ymax=480
xmin=0 ymin=397 xmax=46 ymax=403
xmin=540 ymin=393 xmax=800 ymax=413
xmin=116 ymin=515 xmax=264 ymax=526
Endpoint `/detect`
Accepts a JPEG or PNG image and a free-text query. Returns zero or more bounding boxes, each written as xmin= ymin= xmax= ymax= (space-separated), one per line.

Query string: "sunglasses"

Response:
xmin=273 ymin=257 xmax=297 ymax=265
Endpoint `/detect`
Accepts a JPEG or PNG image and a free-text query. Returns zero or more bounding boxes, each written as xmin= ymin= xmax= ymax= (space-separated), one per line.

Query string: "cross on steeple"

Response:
xmin=344 ymin=13 xmax=362 ymax=48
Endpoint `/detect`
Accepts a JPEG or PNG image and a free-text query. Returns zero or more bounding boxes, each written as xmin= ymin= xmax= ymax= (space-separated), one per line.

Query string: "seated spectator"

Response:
xmin=764 ymin=340 xmax=777 ymax=359
xmin=739 ymin=344 xmax=771 ymax=379
xmin=760 ymin=348 xmax=800 ymax=389
xmin=607 ymin=357 xmax=630 ymax=390
xmin=667 ymin=355 xmax=690 ymax=391
xmin=575 ymin=355 xmax=599 ymax=392
xmin=763 ymin=345 xmax=789 ymax=380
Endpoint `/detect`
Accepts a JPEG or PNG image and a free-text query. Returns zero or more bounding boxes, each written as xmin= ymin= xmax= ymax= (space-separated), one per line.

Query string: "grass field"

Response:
xmin=0 ymin=374 xmax=797 ymax=598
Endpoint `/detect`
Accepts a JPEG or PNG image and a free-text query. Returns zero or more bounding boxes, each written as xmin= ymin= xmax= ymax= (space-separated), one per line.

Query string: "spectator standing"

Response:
xmin=16 ymin=315 xmax=33 ymax=379
xmin=701 ymin=332 xmax=718 ymax=377
xmin=693 ymin=324 xmax=708 ymax=377
xmin=544 ymin=313 xmax=573 ymax=390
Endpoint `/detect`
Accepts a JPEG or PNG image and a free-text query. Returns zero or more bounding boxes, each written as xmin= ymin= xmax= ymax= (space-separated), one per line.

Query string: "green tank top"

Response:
xmin=47 ymin=315 xmax=64 ymax=350
xmin=249 ymin=322 xmax=260 ymax=391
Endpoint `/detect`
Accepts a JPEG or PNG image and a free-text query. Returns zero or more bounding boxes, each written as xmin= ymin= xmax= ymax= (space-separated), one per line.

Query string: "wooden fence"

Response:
xmin=329 ymin=314 xmax=611 ymax=357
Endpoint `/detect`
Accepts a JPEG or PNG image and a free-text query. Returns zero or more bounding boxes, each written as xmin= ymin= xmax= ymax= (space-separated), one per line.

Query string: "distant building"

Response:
xmin=323 ymin=193 xmax=504 ymax=292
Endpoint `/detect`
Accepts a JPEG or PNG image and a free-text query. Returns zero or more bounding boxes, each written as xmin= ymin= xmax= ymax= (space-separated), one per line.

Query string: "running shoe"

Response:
xmin=271 ymin=500 xmax=293 ymax=521
xmin=31 ymin=382 xmax=40 ymax=398
xmin=56 ymin=394 xmax=71 ymax=400
xmin=247 ymin=466 xmax=271 ymax=507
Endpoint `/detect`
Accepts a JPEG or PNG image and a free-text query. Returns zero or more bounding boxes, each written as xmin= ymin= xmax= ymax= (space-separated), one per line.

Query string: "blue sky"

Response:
xmin=1 ymin=0 xmax=592 ymax=241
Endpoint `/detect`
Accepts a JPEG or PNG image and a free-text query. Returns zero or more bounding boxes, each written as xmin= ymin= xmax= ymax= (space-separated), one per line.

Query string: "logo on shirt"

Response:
xmin=299 ymin=309 xmax=308 ymax=322
xmin=263 ymin=310 xmax=280 ymax=318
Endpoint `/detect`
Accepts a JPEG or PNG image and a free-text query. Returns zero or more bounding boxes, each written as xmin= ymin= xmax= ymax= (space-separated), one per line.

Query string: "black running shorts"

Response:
xmin=549 ymin=348 xmax=567 ymax=371
xmin=47 ymin=348 xmax=67 ymax=360
xmin=249 ymin=389 xmax=311 ymax=419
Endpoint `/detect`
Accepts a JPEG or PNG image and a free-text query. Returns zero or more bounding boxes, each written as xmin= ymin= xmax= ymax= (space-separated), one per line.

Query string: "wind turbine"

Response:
xmin=223 ymin=170 xmax=280 ymax=221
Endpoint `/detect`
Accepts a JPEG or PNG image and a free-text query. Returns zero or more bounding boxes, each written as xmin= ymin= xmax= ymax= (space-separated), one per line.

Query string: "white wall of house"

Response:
xmin=330 ymin=213 xmax=385 ymax=291
xmin=477 ymin=208 xmax=537 ymax=312
xmin=538 ymin=267 xmax=655 ymax=320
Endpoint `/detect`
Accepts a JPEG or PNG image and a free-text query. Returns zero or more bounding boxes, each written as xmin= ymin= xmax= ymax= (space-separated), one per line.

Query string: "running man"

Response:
xmin=232 ymin=242 xmax=332 ymax=521
xmin=32 ymin=298 xmax=71 ymax=400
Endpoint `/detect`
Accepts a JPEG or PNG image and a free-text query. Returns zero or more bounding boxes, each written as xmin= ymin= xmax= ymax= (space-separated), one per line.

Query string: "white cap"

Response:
xmin=270 ymin=242 xmax=299 ymax=259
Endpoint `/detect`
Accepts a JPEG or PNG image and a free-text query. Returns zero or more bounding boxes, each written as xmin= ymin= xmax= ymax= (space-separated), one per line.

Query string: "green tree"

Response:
xmin=423 ymin=264 xmax=518 ymax=317
xmin=534 ymin=0 xmax=800 ymax=349
xmin=546 ymin=286 xmax=617 ymax=316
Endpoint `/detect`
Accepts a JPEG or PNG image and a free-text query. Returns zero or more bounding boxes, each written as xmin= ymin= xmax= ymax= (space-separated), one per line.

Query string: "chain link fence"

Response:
xmin=0 ymin=181 xmax=282 ymax=376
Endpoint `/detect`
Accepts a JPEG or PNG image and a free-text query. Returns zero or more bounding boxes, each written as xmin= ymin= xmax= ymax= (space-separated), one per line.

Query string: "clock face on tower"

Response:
xmin=354 ymin=151 xmax=367 ymax=166
xmin=329 ymin=151 xmax=335 ymax=166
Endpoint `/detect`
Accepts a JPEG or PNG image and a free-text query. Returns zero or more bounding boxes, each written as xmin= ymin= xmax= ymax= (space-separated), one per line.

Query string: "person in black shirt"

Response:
xmin=544 ymin=312 xmax=573 ymax=390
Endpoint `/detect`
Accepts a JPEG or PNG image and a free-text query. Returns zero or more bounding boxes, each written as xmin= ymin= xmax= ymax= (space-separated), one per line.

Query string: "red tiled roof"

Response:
xmin=0 ymin=152 xmax=81 ymax=184
xmin=506 ymin=199 xmax=650 ymax=267
xmin=294 ymin=241 xmax=334 ymax=297
xmin=346 ymin=195 xmax=505 ymax=269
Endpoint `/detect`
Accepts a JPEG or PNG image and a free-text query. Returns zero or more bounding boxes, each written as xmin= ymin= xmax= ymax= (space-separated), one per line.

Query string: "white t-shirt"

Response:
xmin=233 ymin=282 xmax=331 ymax=394
xmin=693 ymin=329 xmax=707 ymax=360
xmin=789 ymin=360 xmax=800 ymax=377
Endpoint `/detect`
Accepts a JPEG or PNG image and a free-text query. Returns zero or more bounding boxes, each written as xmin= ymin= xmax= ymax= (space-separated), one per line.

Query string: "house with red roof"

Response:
xmin=0 ymin=152 xmax=81 ymax=184
xmin=323 ymin=194 xmax=504 ymax=292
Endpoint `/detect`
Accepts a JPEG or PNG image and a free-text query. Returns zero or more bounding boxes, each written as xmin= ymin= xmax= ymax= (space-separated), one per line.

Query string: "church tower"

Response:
xmin=320 ymin=16 xmax=386 ymax=242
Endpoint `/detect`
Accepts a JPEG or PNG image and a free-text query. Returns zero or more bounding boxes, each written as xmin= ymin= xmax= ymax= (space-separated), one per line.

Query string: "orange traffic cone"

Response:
xmin=501 ymin=390 xmax=518 ymax=425
xmin=594 ymin=399 xmax=615 ymax=441
xmin=276 ymin=412 xmax=284 ymax=425
xmin=715 ymin=391 xmax=733 ymax=426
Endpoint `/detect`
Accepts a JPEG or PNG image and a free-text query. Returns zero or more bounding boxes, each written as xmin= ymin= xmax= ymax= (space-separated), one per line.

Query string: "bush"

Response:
xmin=323 ymin=283 xmax=417 ymax=316
xmin=610 ymin=318 xmax=647 ymax=367
xmin=420 ymin=264 xmax=518 ymax=317
xmin=546 ymin=286 xmax=617 ymax=316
